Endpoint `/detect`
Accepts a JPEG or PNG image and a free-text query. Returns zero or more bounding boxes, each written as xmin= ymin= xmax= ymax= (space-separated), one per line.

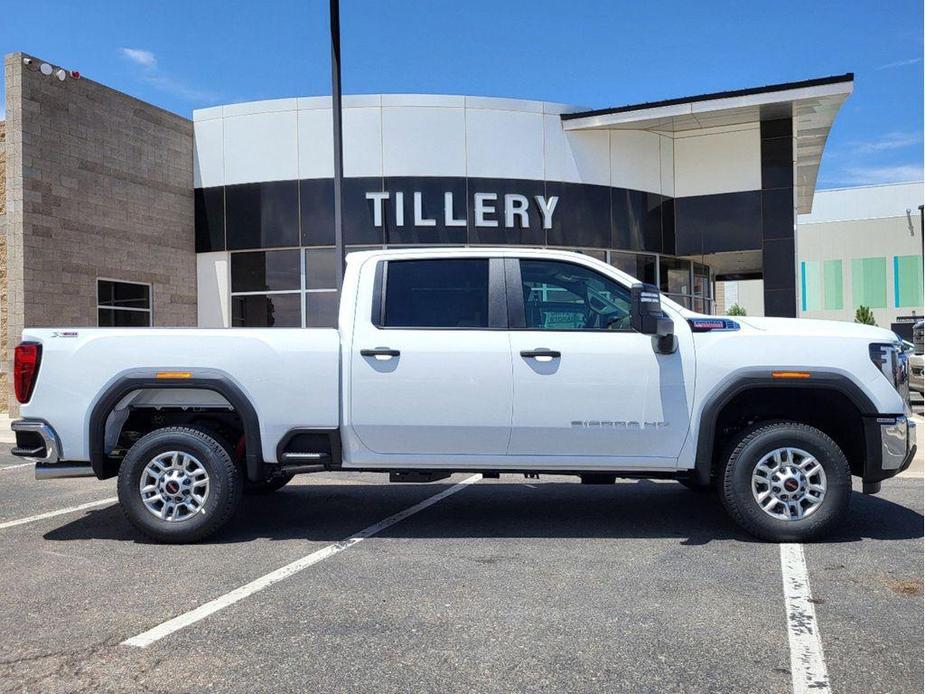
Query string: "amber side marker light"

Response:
xmin=771 ymin=371 xmax=812 ymax=379
xmin=156 ymin=371 xmax=192 ymax=379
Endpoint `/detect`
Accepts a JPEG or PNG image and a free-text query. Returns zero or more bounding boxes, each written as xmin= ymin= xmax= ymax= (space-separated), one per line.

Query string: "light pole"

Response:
xmin=330 ymin=0 xmax=345 ymax=289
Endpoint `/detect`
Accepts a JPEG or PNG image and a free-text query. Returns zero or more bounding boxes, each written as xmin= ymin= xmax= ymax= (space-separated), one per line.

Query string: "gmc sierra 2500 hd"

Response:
xmin=11 ymin=248 xmax=916 ymax=543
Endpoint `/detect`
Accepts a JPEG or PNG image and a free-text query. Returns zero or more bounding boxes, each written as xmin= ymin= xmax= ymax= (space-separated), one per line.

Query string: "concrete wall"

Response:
xmin=4 ymin=52 xmax=197 ymax=411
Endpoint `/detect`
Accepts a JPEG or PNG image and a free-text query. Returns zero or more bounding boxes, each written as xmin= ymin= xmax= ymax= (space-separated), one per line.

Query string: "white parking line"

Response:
xmin=122 ymin=474 xmax=482 ymax=648
xmin=780 ymin=543 xmax=830 ymax=693
xmin=0 ymin=463 xmax=33 ymax=472
xmin=0 ymin=497 xmax=118 ymax=530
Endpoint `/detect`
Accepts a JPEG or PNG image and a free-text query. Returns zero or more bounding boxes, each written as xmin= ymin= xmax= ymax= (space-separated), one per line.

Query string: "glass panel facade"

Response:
xmin=659 ymin=257 xmax=691 ymax=297
xmin=231 ymin=294 xmax=301 ymax=328
xmin=851 ymin=257 xmax=887 ymax=309
xmin=231 ymin=250 xmax=301 ymax=293
xmin=894 ymin=255 xmax=923 ymax=308
xmin=609 ymin=252 xmax=657 ymax=286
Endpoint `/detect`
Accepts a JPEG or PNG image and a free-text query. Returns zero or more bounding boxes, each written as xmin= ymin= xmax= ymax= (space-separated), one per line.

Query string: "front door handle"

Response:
xmin=361 ymin=348 xmax=401 ymax=358
xmin=520 ymin=349 xmax=561 ymax=359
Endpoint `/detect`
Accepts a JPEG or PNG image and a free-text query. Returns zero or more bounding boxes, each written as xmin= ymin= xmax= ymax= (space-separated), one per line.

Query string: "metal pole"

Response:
xmin=330 ymin=0 xmax=345 ymax=289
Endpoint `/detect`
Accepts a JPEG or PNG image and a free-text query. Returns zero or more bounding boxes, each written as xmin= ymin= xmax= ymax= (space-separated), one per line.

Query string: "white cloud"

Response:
xmin=825 ymin=163 xmax=923 ymax=186
xmin=876 ymin=56 xmax=923 ymax=70
xmin=849 ymin=131 xmax=922 ymax=154
xmin=118 ymin=48 xmax=219 ymax=103
xmin=119 ymin=48 xmax=157 ymax=69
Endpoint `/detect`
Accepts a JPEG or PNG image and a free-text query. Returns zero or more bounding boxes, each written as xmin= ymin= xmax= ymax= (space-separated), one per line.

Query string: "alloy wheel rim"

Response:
xmin=140 ymin=451 xmax=210 ymax=522
xmin=751 ymin=447 xmax=826 ymax=521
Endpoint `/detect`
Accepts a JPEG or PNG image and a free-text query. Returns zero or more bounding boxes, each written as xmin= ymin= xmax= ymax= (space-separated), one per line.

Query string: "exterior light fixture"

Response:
xmin=69 ymin=70 xmax=80 ymax=79
xmin=39 ymin=62 xmax=52 ymax=75
xmin=22 ymin=57 xmax=32 ymax=66
xmin=54 ymin=68 xmax=66 ymax=81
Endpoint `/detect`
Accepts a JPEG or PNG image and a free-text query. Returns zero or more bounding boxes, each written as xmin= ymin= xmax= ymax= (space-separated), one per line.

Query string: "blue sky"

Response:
xmin=2 ymin=0 xmax=922 ymax=188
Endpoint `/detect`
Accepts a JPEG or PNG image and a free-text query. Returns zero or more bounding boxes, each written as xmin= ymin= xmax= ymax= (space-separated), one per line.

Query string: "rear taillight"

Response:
xmin=14 ymin=342 xmax=42 ymax=404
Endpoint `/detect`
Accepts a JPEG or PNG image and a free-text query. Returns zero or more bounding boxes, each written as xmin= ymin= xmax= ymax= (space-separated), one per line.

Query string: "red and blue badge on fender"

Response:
xmin=688 ymin=318 xmax=740 ymax=332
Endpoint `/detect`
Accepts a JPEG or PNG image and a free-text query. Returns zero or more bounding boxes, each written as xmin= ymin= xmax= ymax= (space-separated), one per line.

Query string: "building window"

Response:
xmin=228 ymin=247 xmax=342 ymax=328
xmin=230 ymin=250 xmax=302 ymax=327
xmin=851 ymin=257 xmax=887 ymax=309
xmin=304 ymin=248 xmax=339 ymax=327
xmin=894 ymin=255 xmax=923 ymax=308
xmin=659 ymin=256 xmax=692 ymax=309
xmin=97 ymin=279 xmax=152 ymax=327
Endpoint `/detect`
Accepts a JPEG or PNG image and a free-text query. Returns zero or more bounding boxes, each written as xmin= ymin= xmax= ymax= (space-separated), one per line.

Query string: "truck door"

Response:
xmin=349 ymin=257 xmax=513 ymax=455
xmin=505 ymin=258 xmax=693 ymax=462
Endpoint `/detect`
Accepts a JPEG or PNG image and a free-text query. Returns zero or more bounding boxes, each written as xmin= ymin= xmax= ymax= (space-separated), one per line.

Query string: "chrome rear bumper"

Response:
xmin=11 ymin=420 xmax=60 ymax=464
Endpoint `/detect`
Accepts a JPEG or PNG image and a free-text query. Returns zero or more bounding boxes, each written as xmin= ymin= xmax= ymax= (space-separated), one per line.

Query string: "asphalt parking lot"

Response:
xmin=0 ymin=422 xmax=922 ymax=693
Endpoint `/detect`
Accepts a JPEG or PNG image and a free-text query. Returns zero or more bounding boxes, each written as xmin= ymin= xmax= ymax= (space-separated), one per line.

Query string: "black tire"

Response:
xmin=117 ymin=427 xmax=242 ymax=543
xmin=720 ymin=421 xmax=851 ymax=542
xmin=244 ymin=469 xmax=295 ymax=495
xmin=677 ymin=478 xmax=714 ymax=493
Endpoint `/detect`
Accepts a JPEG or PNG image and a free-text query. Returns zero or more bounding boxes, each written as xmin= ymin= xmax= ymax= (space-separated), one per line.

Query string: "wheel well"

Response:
xmin=708 ymin=387 xmax=867 ymax=479
xmin=90 ymin=377 xmax=264 ymax=481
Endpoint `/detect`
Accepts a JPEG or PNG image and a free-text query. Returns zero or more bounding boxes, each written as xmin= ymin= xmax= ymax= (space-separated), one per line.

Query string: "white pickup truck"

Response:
xmin=11 ymin=248 xmax=916 ymax=543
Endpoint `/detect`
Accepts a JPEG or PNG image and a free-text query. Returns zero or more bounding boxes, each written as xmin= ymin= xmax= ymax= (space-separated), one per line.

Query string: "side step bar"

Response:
xmin=279 ymin=451 xmax=329 ymax=476
xmin=35 ymin=462 xmax=95 ymax=480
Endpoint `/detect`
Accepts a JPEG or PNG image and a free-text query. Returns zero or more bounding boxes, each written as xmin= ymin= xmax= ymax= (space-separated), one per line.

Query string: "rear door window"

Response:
xmin=383 ymin=259 xmax=490 ymax=328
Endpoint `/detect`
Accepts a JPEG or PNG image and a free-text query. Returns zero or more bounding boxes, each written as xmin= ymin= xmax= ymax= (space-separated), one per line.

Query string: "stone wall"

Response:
xmin=4 ymin=53 xmax=197 ymax=413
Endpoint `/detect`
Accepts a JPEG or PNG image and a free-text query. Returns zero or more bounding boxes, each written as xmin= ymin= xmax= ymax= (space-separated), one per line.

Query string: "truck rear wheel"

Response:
xmin=117 ymin=427 xmax=242 ymax=543
xmin=720 ymin=421 xmax=851 ymax=542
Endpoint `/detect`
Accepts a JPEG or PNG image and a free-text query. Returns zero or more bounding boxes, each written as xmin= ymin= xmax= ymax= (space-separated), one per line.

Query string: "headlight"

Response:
xmin=870 ymin=342 xmax=910 ymax=398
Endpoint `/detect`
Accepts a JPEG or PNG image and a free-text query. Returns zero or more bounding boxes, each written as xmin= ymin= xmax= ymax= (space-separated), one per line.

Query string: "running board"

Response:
xmin=279 ymin=451 xmax=329 ymax=475
xmin=35 ymin=462 xmax=96 ymax=480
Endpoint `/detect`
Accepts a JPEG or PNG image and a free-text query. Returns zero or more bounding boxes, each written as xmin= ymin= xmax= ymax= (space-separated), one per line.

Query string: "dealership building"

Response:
xmin=1 ymin=51 xmax=922 ymax=409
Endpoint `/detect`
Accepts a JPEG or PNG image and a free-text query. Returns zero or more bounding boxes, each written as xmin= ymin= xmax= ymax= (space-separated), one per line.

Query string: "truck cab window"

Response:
xmin=384 ymin=259 xmax=490 ymax=328
xmin=519 ymin=259 xmax=631 ymax=331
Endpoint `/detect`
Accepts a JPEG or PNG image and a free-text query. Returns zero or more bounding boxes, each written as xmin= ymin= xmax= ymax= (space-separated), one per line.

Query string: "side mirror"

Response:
xmin=630 ymin=283 xmax=677 ymax=354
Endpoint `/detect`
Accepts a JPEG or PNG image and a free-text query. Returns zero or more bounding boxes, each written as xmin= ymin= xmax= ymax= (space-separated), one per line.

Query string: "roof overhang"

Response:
xmin=561 ymin=75 xmax=854 ymax=214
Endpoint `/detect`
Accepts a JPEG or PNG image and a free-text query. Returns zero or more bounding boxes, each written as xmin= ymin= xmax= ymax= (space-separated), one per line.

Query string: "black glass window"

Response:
xmin=231 ymin=251 xmax=301 ymax=293
xmin=97 ymin=280 xmax=151 ymax=327
xmin=520 ymin=259 xmax=631 ymax=331
xmin=660 ymin=257 xmax=692 ymax=299
xmin=305 ymin=248 xmax=337 ymax=290
xmin=225 ymin=181 xmax=299 ymax=250
xmin=231 ymin=294 xmax=301 ymax=328
xmin=194 ymin=187 xmax=225 ymax=252
xmin=306 ymin=291 xmax=339 ymax=327
xmin=384 ymin=259 xmax=489 ymax=328
xmin=610 ymin=252 xmax=657 ymax=285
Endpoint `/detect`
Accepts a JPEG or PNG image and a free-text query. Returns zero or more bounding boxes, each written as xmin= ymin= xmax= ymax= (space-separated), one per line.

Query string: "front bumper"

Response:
xmin=862 ymin=415 xmax=917 ymax=491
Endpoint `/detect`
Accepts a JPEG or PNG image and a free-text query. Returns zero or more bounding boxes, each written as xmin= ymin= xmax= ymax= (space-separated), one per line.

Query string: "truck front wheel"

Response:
xmin=117 ymin=427 xmax=242 ymax=543
xmin=720 ymin=421 xmax=851 ymax=542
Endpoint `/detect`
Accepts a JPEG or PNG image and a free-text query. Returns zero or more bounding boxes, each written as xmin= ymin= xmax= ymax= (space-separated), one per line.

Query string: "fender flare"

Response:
xmin=88 ymin=375 xmax=263 ymax=481
xmin=693 ymin=369 xmax=879 ymax=485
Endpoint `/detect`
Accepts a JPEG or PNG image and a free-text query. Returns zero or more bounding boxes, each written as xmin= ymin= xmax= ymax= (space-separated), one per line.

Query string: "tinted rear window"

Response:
xmin=384 ymin=259 xmax=490 ymax=328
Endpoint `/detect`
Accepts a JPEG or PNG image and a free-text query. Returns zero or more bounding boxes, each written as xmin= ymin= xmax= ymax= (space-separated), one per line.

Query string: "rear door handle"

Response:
xmin=361 ymin=348 xmax=401 ymax=358
xmin=520 ymin=349 xmax=561 ymax=359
